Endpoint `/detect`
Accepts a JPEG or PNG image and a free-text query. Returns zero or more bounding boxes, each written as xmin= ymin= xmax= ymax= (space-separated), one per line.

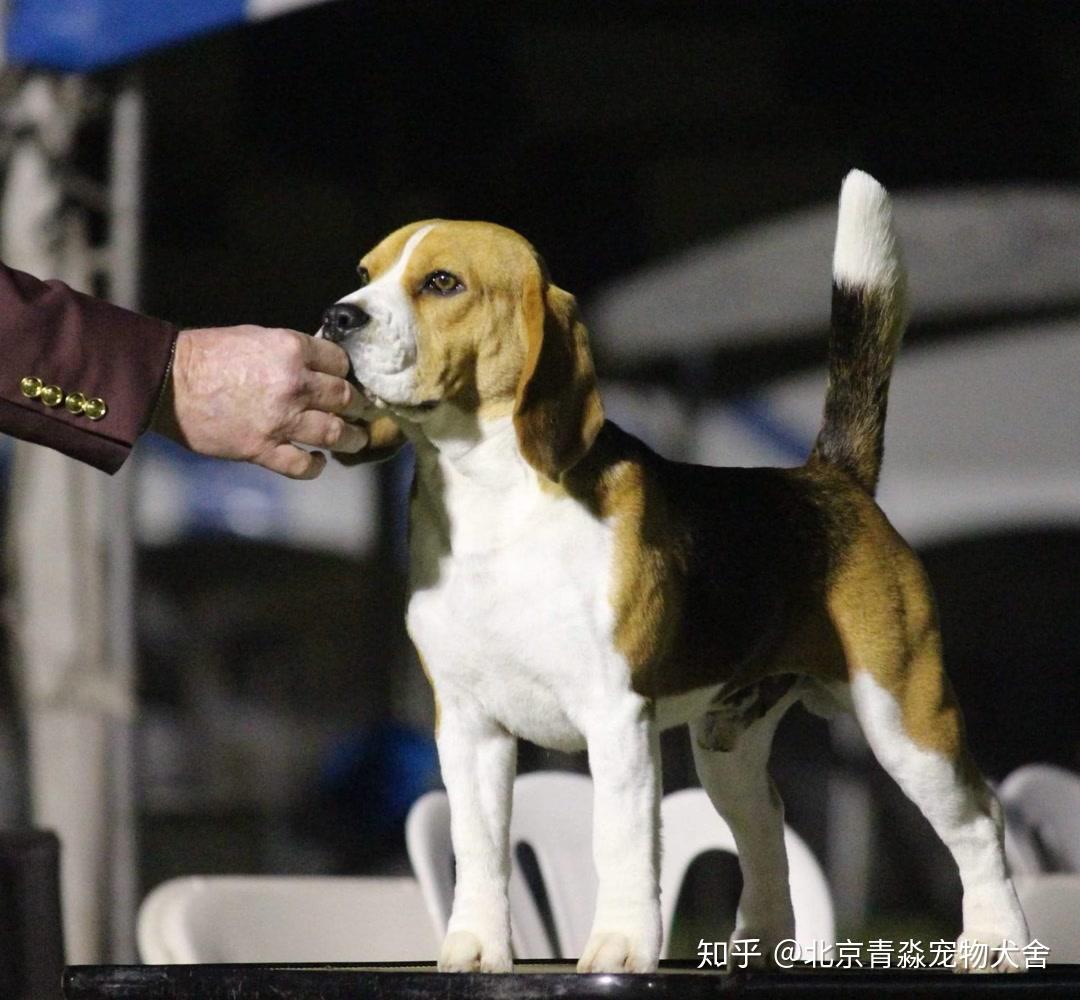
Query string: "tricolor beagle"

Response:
xmin=320 ymin=171 xmax=1028 ymax=973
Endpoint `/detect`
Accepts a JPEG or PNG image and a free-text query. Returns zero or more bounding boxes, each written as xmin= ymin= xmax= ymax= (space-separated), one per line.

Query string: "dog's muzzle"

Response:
xmin=321 ymin=302 xmax=369 ymax=344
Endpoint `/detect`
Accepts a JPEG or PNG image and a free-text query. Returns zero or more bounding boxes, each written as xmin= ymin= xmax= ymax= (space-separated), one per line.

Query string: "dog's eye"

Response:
xmin=422 ymin=270 xmax=464 ymax=296
xmin=356 ymin=265 xmax=370 ymax=287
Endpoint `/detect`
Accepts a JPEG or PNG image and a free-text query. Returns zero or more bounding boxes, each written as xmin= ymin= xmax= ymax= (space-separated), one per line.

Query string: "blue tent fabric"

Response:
xmin=5 ymin=1 xmax=322 ymax=72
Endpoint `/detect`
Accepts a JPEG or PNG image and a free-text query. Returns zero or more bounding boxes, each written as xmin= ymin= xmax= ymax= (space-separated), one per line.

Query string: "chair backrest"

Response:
xmin=404 ymin=790 xmax=456 ymax=948
xmin=999 ymin=764 xmax=1080 ymax=875
xmin=405 ymin=772 xmax=595 ymax=958
xmin=136 ymin=875 xmax=437 ymax=963
xmin=1013 ymin=874 xmax=1080 ymax=964
xmin=508 ymin=771 xmax=597 ymax=957
xmin=659 ymin=788 xmax=834 ymax=957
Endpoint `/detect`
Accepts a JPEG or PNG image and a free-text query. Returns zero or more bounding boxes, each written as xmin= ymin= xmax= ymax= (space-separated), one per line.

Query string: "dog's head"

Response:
xmin=320 ymin=220 xmax=604 ymax=480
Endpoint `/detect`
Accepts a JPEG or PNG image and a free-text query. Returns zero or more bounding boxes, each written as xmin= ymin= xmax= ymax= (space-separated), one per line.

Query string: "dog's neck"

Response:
xmin=411 ymin=403 xmax=534 ymax=492
xmin=407 ymin=404 xmax=559 ymax=557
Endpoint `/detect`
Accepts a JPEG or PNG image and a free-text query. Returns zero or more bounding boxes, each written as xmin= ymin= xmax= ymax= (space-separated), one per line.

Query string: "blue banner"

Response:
xmin=4 ymin=0 xmax=301 ymax=72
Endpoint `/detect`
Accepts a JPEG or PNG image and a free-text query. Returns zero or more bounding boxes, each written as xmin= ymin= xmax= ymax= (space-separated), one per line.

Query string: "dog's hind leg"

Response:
xmin=848 ymin=658 xmax=1029 ymax=972
xmin=835 ymin=546 xmax=1029 ymax=972
xmin=689 ymin=683 xmax=801 ymax=962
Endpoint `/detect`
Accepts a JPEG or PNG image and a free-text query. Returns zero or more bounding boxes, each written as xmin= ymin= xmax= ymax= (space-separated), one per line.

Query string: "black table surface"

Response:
xmin=63 ymin=961 xmax=1080 ymax=999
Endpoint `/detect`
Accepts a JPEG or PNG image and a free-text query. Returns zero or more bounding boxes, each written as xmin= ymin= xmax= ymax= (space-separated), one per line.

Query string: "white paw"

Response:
xmin=438 ymin=930 xmax=512 ymax=973
xmin=956 ymin=881 xmax=1029 ymax=973
xmin=577 ymin=930 xmax=659 ymax=973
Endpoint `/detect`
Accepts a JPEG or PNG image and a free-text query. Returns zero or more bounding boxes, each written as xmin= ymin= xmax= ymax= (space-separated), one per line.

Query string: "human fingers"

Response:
xmin=299 ymin=331 xmax=351 ymax=378
xmin=304 ymin=371 xmax=367 ymax=420
xmin=255 ymin=443 xmax=327 ymax=480
xmin=288 ymin=410 xmax=369 ymax=453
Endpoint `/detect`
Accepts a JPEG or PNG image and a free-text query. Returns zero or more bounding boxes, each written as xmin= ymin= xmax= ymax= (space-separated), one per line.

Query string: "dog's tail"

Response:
xmin=808 ymin=170 xmax=908 ymax=496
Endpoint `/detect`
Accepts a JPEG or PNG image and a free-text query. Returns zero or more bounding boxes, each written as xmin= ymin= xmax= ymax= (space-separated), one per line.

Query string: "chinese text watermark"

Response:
xmin=696 ymin=937 xmax=1050 ymax=971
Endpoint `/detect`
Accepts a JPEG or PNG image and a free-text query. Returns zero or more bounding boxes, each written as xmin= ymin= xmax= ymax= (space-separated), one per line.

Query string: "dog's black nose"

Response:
xmin=322 ymin=303 xmax=369 ymax=343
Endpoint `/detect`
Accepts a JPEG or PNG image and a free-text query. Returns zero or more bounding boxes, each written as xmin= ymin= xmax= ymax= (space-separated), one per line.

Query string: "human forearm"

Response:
xmin=0 ymin=263 xmax=177 ymax=473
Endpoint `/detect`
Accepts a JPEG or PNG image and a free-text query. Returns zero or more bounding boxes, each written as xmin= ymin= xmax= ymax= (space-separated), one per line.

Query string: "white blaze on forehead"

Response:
xmin=338 ymin=222 xmax=438 ymax=307
xmin=385 ymin=222 xmax=438 ymax=287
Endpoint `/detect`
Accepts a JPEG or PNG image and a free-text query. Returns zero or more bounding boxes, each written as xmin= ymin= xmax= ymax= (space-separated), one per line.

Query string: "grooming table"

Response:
xmin=64 ymin=961 xmax=1080 ymax=999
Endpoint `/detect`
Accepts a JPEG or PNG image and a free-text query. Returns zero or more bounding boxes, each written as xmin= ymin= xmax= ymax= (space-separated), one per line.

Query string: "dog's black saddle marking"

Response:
xmin=697 ymin=674 xmax=798 ymax=752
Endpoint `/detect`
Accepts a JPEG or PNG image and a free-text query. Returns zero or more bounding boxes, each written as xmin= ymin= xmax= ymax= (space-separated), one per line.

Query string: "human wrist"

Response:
xmin=149 ymin=329 xmax=191 ymax=441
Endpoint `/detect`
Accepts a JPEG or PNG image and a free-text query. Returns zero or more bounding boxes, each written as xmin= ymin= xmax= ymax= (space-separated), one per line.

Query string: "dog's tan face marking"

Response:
xmin=351 ymin=219 xmax=603 ymax=480
xmin=353 ymin=220 xmax=539 ymax=418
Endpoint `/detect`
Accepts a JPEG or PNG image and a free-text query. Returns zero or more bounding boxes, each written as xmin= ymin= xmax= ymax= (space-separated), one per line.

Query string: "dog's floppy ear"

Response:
xmin=513 ymin=266 xmax=604 ymax=480
xmin=333 ymin=415 xmax=407 ymax=466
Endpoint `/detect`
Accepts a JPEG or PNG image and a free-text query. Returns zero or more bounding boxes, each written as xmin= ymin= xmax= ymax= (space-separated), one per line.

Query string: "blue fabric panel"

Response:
xmin=6 ymin=0 xmax=247 ymax=72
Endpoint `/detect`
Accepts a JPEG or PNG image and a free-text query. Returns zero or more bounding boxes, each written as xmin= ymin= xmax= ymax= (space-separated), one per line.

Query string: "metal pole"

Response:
xmin=109 ymin=80 xmax=143 ymax=308
xmin=5 ymin=72 xmax=114 ymax=966
xmin=105 ymin=75 xmax=144 ymax=962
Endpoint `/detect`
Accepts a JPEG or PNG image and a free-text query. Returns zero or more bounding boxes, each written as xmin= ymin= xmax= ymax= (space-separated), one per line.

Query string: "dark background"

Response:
xmin=139 ymin=1 xmax=1080 ymax=331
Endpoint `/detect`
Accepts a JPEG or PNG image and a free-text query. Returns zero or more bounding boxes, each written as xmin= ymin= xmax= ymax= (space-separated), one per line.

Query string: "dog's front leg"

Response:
xmin=579 ymin=694 xmax=662 ymax=973
xmin=437 ymin=702 xmax=517 ymax=972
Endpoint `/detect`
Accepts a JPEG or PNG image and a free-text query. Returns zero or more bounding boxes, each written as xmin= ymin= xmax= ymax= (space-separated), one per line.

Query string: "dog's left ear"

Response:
xmin=513 ymin=267 xmax=604 ymax=481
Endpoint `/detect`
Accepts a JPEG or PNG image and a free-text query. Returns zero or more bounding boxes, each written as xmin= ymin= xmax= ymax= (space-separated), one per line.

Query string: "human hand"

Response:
xmin=151 ymin=325 xmax=369 ymax=479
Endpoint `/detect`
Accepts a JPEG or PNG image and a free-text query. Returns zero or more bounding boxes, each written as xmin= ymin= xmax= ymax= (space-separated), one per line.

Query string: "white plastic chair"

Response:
xmin=136 ymin=875 xmax=437 ymax=963
xmin=1013 ymin=874 xmax=1080 ymax=964
xmin=404 ymin=790 xmax=457 ymax=952
xmin=405 ymin=771 xmax=594 ymax=958
xmin=406 ymin=773 xmax=833 ymax=960
xmin=999 ymin=764 xmax=1080 ymax=876
xmin=659 ymin=787 xmax=835 ymax=957
xmin=509 ymin=770 xmax=596 ymax=957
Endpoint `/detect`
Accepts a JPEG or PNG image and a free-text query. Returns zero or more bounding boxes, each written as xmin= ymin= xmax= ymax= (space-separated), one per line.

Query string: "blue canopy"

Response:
xmin=5 ymin=0 xmax=330 ymax=73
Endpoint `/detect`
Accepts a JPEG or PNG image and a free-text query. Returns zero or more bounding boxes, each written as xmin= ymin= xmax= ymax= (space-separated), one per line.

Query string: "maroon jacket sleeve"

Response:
xmin=0 ymin=262 xmax=178 ymax=473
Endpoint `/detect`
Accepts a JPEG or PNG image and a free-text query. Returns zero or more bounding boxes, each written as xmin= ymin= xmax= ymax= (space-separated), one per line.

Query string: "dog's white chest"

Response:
xmin=406 ymin=447 xmax=619 ymax=750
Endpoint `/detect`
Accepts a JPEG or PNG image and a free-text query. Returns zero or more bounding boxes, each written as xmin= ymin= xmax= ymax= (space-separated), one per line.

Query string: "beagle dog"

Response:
xmin=319 ymin=171 xmax=1028 ymax=973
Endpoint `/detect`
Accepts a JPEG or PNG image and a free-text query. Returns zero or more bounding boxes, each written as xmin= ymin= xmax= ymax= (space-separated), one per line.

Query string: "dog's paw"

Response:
xmin=438 ymin=930 xmax=512 ymax=973
xmin=955 ymin=881 xmax=1029 ymax=973
xmin=953 ymin=932 xmax=1028 ymax=974
xmin=577 ymin=931 xmax=659 ymax=973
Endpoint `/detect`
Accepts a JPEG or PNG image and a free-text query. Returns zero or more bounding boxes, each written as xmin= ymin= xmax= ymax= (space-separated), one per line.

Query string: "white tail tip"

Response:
xmin=832 ymin=169 xmax=902 ymax=291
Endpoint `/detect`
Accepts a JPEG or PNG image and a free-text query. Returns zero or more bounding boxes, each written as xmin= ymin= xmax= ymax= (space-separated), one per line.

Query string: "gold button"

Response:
xmin=20 ymin=376 xmax=43 ymax=398
xmin=40 ymin=384 xmax=64 ymax=407
xmin=83 ymin=397 xmax=107 ymax=421
xmin=64 ymin=391 xmax=87 ymax=415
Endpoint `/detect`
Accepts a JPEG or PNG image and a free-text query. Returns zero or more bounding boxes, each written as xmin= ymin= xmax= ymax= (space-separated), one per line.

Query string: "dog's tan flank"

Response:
xmin=325 ymin=171 xmax=1028 ymax=974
